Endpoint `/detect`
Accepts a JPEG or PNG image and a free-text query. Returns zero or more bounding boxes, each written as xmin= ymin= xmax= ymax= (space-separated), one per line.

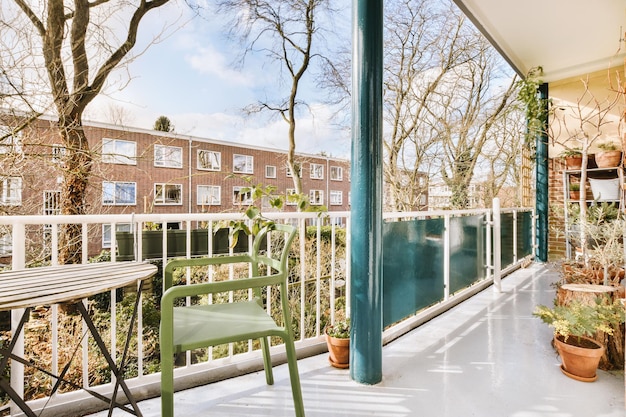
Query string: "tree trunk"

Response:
xmin=58 ymin=119 xmax=93 ymax=264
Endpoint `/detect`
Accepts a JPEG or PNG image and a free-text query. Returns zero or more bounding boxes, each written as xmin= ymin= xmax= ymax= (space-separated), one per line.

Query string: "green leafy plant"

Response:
xmin=516 ymin=66 xmax=550 ymax=153
xmin=326 ymin=318 xmax=350 ymax=339
xmin=560 ymin=148 xmax=583 ymax=158
xmin=597 ymin=141 xmax=619 ymax=151
xmin=569 ymin=183 xmax=580 ymax=191
xmin=533 ymin=296 xmax=625 ymax=342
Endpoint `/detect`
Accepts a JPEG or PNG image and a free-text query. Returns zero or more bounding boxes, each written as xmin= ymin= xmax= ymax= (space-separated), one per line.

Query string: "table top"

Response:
xmin=0 ymin=262 xmax=158 ymax=311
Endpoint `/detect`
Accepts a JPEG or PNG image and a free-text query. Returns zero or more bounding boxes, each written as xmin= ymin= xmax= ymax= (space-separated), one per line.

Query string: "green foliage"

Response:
xmin=569 ymin=183 xmax=580 ymax=191
xmin=516 ymin=66 xmax=549 ymax=152
xmin=326 ymin=318 xmax=350 ymax=339
xmin=598 ymin=141 xmax=619 ymax=151
xmin=559 ymin=148 xmax=582 ymax=158
xmin=533 ymin=296 xmax=625 ymax=342
xmin=153 ymin=115 xmax=173 ymax=132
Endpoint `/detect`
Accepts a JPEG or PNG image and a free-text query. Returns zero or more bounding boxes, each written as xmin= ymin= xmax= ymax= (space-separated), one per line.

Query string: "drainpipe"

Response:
xmin=535 ymin=84 xmax=549 ymax=262
xmin=351 ymin=0 xmax=383 ymax=385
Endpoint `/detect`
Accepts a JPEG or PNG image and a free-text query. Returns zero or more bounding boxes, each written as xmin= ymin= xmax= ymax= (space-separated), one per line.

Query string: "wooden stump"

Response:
xmin=556 ymin=283 xmax=624 ymax=370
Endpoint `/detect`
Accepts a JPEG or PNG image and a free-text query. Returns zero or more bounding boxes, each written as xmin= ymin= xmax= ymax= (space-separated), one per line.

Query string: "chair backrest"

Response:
xmin=250 ymin=223 xmax=297 ymax=278
xmin=163 ymin=223 xmax=297 ymax=292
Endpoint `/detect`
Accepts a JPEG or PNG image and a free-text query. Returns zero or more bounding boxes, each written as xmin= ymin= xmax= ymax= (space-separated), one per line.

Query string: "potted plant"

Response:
xmin=325 ymin=317 xmax=350 ymax=369
xmin=568 ymin=182 xmax=581 ymax=200
xmin=595 ymin=141 xmax=622 ymax=168
xmin=533 ymin=296 xmax=625 ymax=382
xmin=560 ymin=148 xmax=583 ymax=170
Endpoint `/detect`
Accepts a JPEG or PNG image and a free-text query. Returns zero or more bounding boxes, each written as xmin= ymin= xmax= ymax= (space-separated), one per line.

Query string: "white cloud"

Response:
xmin=186 ymin=44 xmax=253 ymax=87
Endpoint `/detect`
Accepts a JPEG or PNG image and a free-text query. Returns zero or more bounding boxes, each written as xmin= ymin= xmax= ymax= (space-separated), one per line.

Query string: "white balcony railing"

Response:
xmin=0 ymin=204 xmax=534 ymax=416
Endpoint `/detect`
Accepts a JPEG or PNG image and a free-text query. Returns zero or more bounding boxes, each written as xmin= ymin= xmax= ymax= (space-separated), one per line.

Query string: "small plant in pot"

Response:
xmin=595 ymin=141 xmax=622 ymax=168
xmin=560 ymin=148 xmax=583 ymax=169
xmin=325 ymin=316 xmax=350 ymax=369
xmin=533 ymin=296 xmax=625 ymax=382
xmin=568 ymin=182 xmax=581 ymax=200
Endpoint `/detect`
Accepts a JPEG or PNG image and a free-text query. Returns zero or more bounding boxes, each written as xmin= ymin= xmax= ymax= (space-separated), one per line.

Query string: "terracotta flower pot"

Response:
xmin=325 ymin=331 xmax=350 ymax=369
xmin=554 ymin=334 xmax=605 ymax=382
xmin=595 ymin=150 xmax=622 ymax=168
xmin=564 ymin=156 xmax=583 ymax=170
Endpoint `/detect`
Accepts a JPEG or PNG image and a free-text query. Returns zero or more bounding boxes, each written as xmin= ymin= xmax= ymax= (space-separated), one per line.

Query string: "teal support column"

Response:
xmin=535 ymin=83 xmax=549 ymax=262
xmin=350 ymin=0 xmax=383 ymax=384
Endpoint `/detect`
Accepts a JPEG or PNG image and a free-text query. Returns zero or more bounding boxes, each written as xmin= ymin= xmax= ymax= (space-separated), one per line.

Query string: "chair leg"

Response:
xmin=160 ymin=344 xmax=175 ymax=417
xmin=260 ymin=336 xmax=274 ymax=385
xmin=284 ymin=336 xmax=305 ymax=417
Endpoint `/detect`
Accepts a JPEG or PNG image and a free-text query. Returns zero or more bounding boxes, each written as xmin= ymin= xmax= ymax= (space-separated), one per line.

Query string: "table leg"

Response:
xmin=76 ymin=299 xmax=143 ymax=417
xmin=0 ymin=308 xmax=37 ymax=417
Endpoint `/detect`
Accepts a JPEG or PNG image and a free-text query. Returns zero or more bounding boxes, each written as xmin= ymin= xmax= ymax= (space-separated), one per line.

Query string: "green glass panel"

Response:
xmin=449 ymin=215 xmax=486 ymax=294
xmin=382 ymin=218 xmax=444 ymax=327
xmin=517 ymin=211 xmax=533 ymax=258
xmin=500 ymin=213 xmax=515 ymax=266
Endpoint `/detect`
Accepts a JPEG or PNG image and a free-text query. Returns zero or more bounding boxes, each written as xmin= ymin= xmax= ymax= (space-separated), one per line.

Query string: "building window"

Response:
xmin=43 ymin=191 xmax=60 ymax=216
xmin=330 ymin=166 xmax=343 ymax=181
xmin=102 ymin=223 xmax=132 ymax=248
xmin=197 ymin=185 xmax=221 ymax=205
xmin=0 ymin=232 xmax=11 ymax=256
xmin=198 ymin=150 xmax=221 ymax=171
xmin=155 ymin=183 xmax=182 ymax=205
xmin=154 ymin=144 xmax=183 ymax=168
xmin=330 ymin=190 xmax=343 ymax=205
xmin=309 ymin=190 xmax=324 ymax=206
xmin=233 ymin=186 xmax=252 ymax=205
xmin=233 ymin=154 xmax=253 ymax=174
xmin=286 ymin=163 xmax=302 ymax=178
xmin=102 ymin=181 xmax=136 ymax=205
xmin=0 ymin=126 xmax=22 ymax=154
xmin=52 ymin=145 xmax=66 ymax=164
xmin=310 ymin=163 xmax=324 ymax=179
xmin=102 ymin=139 xmax=136 ymax=165
xmin=0 ymin=178 xmax=22 ymax=205
xmin=265 ymin=165 xmax=276 ymax=178
xmin=285 ymin=188 xmax=297 ymax=206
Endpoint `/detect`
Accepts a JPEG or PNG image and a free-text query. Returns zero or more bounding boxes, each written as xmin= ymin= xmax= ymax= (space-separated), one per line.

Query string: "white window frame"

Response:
xmin=154 ymin=183 xmax=183 ymax=205
xmin=265 ymin=165 xmax=277 ymax=179
xmin=233 ymin=186 xmax=253 ymax=205
xmin=102 ymin=181 xmax=136 ymax=205
xmin=309 ymin=189 xmax=324 ymax=206
xmin=0 ymin=126 xmax=22 ymax=154
xmin=285 ymin=188 xmax=297 ymax=206
xmin=102 ymin=223 xmax=132 ymax=248
xmin=310 ymin=163 xmax=324 ymax=180
xmin=330 ymin=190 xmax=343 ymax=206
xmin=197 ymin=185 xmax=221 ymax=205
xmin=52 ymin=145 xmax=66 ymax=164
xmin=233 ymin=154 xmax=254 ymax=174
xmin=330 ymin=166 xmax=343 ymax=181
xmin=286 ymin=163 xmax=302 ymax=178
xmin=0 ymin=177 xmax=22 ymax=205
xmin=154 ymin=144 xmax=183 ymax=168
xmin=197 ymin=150 xmax=221 ymax=171
xmin=102 ymin=139 xmax=136 ymax=165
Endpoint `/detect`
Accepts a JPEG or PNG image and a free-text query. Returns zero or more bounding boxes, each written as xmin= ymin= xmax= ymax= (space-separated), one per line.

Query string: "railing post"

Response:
xmin=493 ymin=198 xmax=502 ymax=292
xmin=443 ymin=214 xmax=451 ymax=301
xmin=10 ymin=223 xmax=25 ymax=416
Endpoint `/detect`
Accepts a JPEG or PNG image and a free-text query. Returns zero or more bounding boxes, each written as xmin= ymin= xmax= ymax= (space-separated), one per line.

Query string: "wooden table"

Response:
xmin=0 ymin=261 xmax=158 ymax=417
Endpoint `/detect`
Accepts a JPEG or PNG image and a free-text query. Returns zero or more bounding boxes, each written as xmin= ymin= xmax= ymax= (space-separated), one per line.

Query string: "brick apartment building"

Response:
xmin=0 ymin=117 xmax=350 ymax=257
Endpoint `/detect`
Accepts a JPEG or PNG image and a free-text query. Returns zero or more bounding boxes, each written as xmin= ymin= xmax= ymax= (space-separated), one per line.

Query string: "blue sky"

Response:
xmin=88 ymin=1 xmax=351 ymax=158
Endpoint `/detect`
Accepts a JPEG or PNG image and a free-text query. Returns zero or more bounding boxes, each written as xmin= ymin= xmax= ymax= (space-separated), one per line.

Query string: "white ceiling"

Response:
xmin=452 ymin=0 xmax=626 ymax=82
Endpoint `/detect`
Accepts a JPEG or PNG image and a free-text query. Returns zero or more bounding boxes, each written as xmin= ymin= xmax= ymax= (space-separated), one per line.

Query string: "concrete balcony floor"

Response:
xmin=89 ymin=263 xmax=625 ymax=417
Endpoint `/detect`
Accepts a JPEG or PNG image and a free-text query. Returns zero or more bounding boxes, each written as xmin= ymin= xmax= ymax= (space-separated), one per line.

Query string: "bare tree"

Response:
xmin=213 ymin=0 xmax=340 ymax=196
xmin=2 ymin=0 xmax=175 ymax=263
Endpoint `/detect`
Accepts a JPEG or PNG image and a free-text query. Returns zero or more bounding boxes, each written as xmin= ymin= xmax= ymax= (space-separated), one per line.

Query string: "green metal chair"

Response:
xmin=160 ymin=224 xmax=304 ymax=417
